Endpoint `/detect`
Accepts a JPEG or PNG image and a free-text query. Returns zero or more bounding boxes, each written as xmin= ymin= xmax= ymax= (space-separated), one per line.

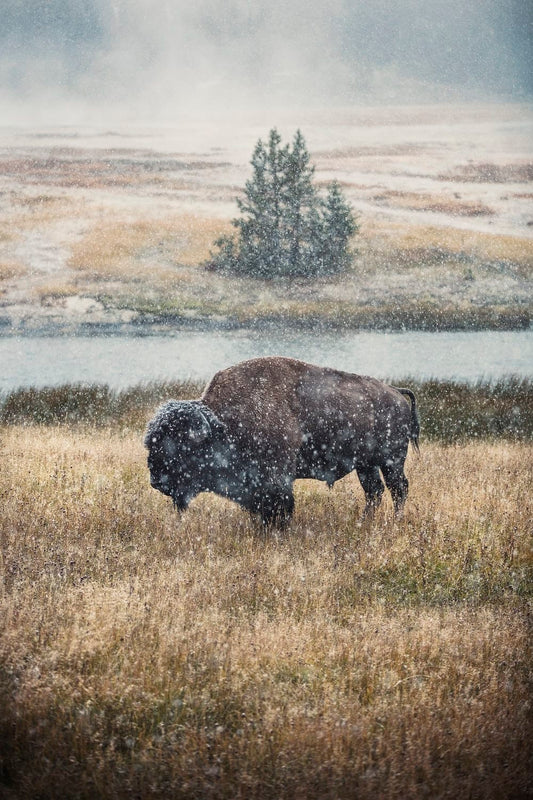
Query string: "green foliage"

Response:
xmin=210 ymin=128 xmax=358 ymax=279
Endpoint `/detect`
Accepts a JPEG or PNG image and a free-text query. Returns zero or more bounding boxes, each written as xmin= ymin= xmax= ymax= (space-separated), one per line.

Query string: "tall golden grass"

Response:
xmin=68 ymin=216 xmax=231 ymax=280
xmin=366 ymin=220 xmax=533 ymax=272
xmin=1 ymin=424 xmax=531 ymax=799
xmin=59 ymin=211 xmax=532 ymax=330
xmin=0 ymin=261 xmax=26 ymax=282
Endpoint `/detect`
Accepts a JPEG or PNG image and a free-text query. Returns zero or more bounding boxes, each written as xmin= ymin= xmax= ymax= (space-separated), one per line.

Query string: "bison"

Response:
xmin=144 ymin=356 xmax=419 ymax=527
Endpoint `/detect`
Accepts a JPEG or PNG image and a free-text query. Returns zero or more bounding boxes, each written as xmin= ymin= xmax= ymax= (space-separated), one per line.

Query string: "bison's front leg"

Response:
xmin=356 ymin=466 xmax=385 ymax=519
xmin=253 ymin=486 xmax=295 ymax=528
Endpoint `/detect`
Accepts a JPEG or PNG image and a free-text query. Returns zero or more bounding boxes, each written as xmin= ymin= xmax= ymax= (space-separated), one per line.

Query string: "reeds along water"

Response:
xmin=1 ymin=377 xmax=531 ymax=442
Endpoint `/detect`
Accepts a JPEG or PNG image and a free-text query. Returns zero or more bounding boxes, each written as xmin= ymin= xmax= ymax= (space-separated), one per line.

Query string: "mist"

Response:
xmin=1 ymin=0 xmax=531 ymax=124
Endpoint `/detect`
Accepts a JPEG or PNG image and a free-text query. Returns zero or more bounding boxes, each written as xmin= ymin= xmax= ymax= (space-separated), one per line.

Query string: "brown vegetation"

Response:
xmin=0 ymin=261 xmax=26 ymax=282
xmin=371 ymin=190 xmax=495 ymax=217
xmin=68 ymin=216 xmax=231 ymax=281
xmin=1 ymin=377 xmax=531 ymax=442
xmin=443 ymin=162 xmax=533 ymax=184
xmin=0 ymin=421 xmax=531 ymax=798
xmin=0 ymin=155 xmax=226 ymax=191
xmin=365 ymin=220 xmax=533 ymax=270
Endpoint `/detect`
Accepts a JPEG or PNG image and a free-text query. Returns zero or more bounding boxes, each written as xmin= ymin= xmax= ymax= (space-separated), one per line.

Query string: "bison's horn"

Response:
xmin=188 ymin=405 xmax=212 ymax=443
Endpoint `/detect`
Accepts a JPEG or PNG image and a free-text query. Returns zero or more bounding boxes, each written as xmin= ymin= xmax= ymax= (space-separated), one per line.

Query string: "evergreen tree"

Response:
xmin=316 ymin=181 xmax=359 ymax=274
xmin=210 ymin=129 xmax=358 ymax=279
xmin=282 ymin=129 xmax=316 ymax=275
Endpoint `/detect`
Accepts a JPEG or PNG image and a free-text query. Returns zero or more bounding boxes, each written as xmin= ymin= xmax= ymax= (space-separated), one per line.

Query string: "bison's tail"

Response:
xmin=396 ymin=388 xmax=420 ymax=453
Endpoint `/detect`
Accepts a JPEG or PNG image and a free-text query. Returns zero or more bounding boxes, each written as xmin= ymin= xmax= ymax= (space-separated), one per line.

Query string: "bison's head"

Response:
xmin=144 ymin=401 xmax=227 ymax=511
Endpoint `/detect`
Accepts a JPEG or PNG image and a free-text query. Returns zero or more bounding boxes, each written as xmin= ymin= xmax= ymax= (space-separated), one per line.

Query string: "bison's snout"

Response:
xmin=149 ymin=473 xmax=192 ymax=511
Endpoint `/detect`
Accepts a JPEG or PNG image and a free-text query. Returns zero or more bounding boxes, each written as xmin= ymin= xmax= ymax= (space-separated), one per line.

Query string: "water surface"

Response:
xmin=0 ymin=329 xmax=531 ymax=392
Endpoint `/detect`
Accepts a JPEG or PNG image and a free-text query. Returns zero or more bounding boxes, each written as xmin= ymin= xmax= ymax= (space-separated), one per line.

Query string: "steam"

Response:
xmin=1 ymin=0 xmax=531 ymax=124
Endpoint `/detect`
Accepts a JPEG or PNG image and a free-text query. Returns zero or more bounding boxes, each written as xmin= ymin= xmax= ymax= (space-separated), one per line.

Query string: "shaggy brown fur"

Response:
xmin=145 ymin=357 xmax=419 ymax=526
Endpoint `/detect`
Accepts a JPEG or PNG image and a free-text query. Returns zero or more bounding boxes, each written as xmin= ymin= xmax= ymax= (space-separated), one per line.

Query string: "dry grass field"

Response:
xmin=1 ymin=419 xmax=531 ymax=799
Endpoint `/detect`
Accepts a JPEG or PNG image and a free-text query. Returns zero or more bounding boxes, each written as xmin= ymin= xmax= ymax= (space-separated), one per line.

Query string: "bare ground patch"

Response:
xmin=316 ymin=142 xmax=433 ymax=160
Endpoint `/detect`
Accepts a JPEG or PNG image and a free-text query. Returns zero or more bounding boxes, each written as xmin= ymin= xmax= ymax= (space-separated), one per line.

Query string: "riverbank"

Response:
xmin=1 ymin=214 xmax=531 ymax=336
xmin=0 ymin=304 xmax=530 ymax=338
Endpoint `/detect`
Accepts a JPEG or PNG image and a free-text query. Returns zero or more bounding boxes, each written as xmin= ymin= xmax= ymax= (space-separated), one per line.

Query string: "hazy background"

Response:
xmin=1 ymin=0 xmax=532 ymax=124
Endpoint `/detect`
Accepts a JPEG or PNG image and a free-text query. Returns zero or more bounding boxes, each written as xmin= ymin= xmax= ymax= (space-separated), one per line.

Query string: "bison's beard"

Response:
xmin=172 ymin=490 xmax=194 ymax=512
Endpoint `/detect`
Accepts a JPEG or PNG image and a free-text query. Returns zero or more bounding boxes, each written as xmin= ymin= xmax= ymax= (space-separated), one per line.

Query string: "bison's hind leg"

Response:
xmin=382 ymin=461 xmax=409 ymax=516
xmin=356 ymin=466 xmax=385 ymax=519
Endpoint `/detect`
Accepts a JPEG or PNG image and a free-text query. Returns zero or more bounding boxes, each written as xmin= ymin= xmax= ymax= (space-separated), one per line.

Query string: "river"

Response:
xmin=0 ymin=329 xmax=531 ymax=392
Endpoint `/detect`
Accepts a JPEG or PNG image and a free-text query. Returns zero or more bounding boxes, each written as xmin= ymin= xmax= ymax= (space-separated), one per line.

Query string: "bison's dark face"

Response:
xmin=144 ymin=401 xmax=227 ymax=511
